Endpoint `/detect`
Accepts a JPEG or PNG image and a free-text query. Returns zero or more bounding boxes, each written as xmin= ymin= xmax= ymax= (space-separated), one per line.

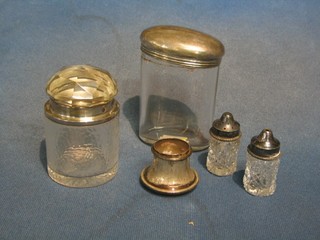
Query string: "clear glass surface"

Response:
xmin=45 ymin=116 xmax=119 ymax=187
xmin=243 ymin=153 xmax=280 ymax=196
xmin=206 ymin=137 xmax=240 ymax=176
xmin=139 ymin=54 xmax=219 ymax=151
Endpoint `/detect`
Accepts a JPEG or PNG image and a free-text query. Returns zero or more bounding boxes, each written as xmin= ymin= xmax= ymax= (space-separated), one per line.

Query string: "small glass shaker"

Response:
xmin=44 ymin=65 xmax=120 ymax=188
xmin=206 ymin=112 xmax=241 ymax=176
xmin=243 ymin=129 xmax=281 ymax=196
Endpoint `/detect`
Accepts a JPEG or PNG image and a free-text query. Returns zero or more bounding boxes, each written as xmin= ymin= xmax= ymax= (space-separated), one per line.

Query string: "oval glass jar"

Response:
xmin=139 ymin=25 xmax=225 ymax=151
xmin=44 ymin=65 xmax=120 ymax=188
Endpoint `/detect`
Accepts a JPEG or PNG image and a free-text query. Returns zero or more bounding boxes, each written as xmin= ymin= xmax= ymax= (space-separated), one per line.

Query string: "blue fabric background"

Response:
xmin=1 ymin=0 xmax=319 ymax=239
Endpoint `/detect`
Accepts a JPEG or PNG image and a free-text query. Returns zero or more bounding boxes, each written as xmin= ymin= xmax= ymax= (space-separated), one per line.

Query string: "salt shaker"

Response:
xmin=243 ymin=129 xmax=281 ymax=196
xmin=206 ymin=112 xmax=241 ymax=176
xmin=44 ymin=65 xmax=120 ymax=188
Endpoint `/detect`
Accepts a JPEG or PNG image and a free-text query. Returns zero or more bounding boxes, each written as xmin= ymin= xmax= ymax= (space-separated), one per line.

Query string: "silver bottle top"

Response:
xmin=247 ymin=129 xmax=280 ymax=160
xmin=210 ymin=112 xmax=241 ymax=141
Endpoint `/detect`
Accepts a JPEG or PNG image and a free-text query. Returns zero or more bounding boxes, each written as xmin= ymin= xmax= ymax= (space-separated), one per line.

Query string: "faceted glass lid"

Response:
xmin=46 ymin=65 xmax=117 ymax=107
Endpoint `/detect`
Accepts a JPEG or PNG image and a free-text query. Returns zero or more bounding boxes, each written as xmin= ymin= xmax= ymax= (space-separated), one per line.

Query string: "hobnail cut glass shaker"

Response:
xmin=139 ymin=25 xmax=225 ymax=151
xmin=44 ymin=65 xmax=120 ymax=188
xmin=243 ymin=129 xmax=281 ymax=196
xmin=206 ymin=112 xmax=241 ymax=176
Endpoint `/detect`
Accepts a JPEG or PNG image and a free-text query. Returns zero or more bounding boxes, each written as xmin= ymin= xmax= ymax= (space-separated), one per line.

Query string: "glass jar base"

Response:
xmin=47 ymin=164 xmax=118 ymax=188
xmin=206 ymin=163 xmax=235 ymax=176
xmin=243 ymin=184 xmax=276 ymax=197
xmin=139 ymin=128 xmax=208 ymax=151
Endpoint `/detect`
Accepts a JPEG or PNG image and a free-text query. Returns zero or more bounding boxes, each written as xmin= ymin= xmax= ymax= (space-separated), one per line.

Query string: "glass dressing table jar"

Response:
xmin=139 ymin=25 xmax=225 ymax=151
xmin=44 ymin=65 xmax=120 ymax=188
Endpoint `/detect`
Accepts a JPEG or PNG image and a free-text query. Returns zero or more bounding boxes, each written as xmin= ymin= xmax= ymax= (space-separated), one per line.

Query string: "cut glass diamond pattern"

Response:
xmin=46 ymin=65 xmax=117 ymax=107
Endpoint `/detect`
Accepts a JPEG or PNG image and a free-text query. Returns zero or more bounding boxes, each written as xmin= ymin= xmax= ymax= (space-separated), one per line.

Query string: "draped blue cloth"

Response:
xmin=1 ymin=1 xmax=319 ymax=239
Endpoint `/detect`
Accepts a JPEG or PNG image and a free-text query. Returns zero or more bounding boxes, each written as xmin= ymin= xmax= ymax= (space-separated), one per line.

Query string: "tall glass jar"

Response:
xmin=44 ymin=65 xmax=120 ymax=188
xmin=139 ymin=25 xmax=225 ymax=151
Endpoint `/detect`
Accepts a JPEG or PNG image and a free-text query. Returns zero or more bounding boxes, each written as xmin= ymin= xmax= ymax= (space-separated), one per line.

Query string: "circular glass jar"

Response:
xmin=44 ymin=65 xmax=120 ymax=188
xmin=139 ymin=25 xmax=225 ymax=151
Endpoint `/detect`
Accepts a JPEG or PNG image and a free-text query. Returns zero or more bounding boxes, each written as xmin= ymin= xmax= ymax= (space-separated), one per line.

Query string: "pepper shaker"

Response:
xmin=206 ymin=112 xmax=241 ymax=176
xmin=243 ymin=129 xmax=281 ymax=196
